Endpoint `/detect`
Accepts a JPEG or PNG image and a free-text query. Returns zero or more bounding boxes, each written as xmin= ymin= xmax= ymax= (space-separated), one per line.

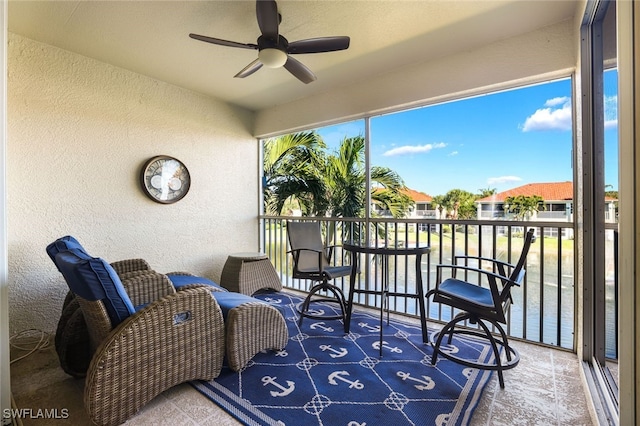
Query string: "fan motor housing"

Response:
xmin=258 ymin=35 xmax=288 ymax=52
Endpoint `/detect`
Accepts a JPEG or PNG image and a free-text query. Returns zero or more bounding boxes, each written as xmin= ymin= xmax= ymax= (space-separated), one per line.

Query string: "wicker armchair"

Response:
xmin=47 ymin=236 xmax=168 ymax=378
xmin=50 ymin=247 xmax=225 ymax=426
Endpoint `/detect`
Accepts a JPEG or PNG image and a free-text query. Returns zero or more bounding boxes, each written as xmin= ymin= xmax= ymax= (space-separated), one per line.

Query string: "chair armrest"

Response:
xmin=438 ymin=263 xmax=512 ymax=278
xmin=288 ymin=248 xmax=328 ymax=273
xmin=117 ymin=270 xmax=156 ymax=281
xmin=120 ymin=272 xmax=175 ymax=307
xmin=436 ymin=264 xmax=519 ymax=290
xmin=452 ymin=255 xmax=516 ymax=278
xmin=287 ymin=248 xmax=324 ymax=254
xmin=85 ymin=287 xmax=225 ymax=426
xmin=110 ymin=258 xmax=152 ymax=275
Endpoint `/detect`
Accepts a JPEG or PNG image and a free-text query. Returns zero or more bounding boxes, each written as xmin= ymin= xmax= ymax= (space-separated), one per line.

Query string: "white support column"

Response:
xmin=617 ymin=0 xmax=638 ymax=423
xmin=0 ymin=0 xmax=11 ymax=423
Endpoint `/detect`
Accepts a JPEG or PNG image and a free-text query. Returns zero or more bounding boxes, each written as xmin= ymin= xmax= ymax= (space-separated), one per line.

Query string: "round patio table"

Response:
xmin=342 ymin=242 xmax=430 ymax=356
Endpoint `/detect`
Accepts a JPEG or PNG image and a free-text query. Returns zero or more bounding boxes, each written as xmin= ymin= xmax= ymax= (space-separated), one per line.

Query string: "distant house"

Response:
xmin=402 ymin=188 xmax=437 ymax=219
xmin=475 ymin=181 xmax=617 ymax=238
xmin=371 ymin=187 xmax=438 ymax=219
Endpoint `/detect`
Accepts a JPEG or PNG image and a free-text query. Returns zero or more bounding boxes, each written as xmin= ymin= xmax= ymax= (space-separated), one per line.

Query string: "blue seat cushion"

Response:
xmin=211 ymin=291 xmax=282 ymax=320
xmin=167 ymin=274 xmax=226 ymax=292
xmin=55 ymin=249 xmax=135 ymax=327
xmin=46 ymin=236 xmax=91 ymax=271
xmin=324 ymin=265 xmax=352 ymax=279
xmin=438 ymin=278 xmax=494 ymax=309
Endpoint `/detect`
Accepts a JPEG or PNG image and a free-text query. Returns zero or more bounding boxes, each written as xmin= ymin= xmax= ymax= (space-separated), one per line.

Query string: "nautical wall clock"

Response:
xmin=140 ymin=155 xmax=191 ymax=204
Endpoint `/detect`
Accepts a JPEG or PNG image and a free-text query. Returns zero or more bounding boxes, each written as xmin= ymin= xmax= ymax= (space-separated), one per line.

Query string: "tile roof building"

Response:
xmin=476 ymin=181 xmax=574 ymax=203
xmin=475 ymin=181 xmax=617 ymax=224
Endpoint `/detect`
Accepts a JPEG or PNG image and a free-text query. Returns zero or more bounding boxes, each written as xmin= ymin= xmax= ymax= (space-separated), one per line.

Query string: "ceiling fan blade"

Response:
xmin=256 ymin=0 xmax=279 ymax=39
xmin=189 ymin=33 xmax=257 ymax=50
xmin=283 ymin=56 xmax=316 ymax=84
xmin=287 ymin=36 xmax=350 ymax=54
xmin=234 ymin=59 xmax=263 ymax=78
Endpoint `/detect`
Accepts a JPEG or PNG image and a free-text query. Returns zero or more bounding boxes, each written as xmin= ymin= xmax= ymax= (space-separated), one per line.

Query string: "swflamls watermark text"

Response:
xmin=3 ymin=408 xmax=69 ymax=420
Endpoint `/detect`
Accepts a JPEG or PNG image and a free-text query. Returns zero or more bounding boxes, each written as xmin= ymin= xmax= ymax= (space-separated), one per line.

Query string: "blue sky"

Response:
xmin=316 ymin=72 xmax=619 ymax=197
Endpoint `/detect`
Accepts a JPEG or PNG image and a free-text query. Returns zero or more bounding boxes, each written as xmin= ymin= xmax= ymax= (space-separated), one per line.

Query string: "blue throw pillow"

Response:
xmin=55 ymin=249 xmax=135 ymax=327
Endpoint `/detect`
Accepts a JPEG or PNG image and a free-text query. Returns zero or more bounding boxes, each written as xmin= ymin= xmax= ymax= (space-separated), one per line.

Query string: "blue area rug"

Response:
xmin=191 ymin=291 xmax=493 ymax=426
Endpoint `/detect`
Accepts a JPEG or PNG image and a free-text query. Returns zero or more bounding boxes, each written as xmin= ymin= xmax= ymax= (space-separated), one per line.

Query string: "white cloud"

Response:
xmin=487 ymin=176 xmax=522 ymax=185
xmin=383 ymin=142 xmax=446 ymax=157
xmin=545 ymin=96 xmax=570 ymax=107
xmin=522 ymin=97 xmax=572 ymax=132
xmin=448 ymin=151 xmax=458 ymax=156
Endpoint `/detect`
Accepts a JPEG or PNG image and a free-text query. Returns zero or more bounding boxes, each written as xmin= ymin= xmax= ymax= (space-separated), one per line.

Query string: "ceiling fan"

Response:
xmin=189 ymin=0 xmax=350 ymax=84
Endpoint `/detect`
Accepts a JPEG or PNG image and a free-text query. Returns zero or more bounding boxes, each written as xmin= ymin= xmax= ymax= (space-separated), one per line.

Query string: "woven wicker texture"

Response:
xmin=84 ymin=287 xmax=225 ymax=426
xmin=76 ymin=297 xmax=113 ymax=354
xmin=54 ymin=294 xmax=90 ymax=378
xmin=225 ymin=301 xmax=288 ymax=372
xmin=109 ymin=258 xmax=152 ymax=275
xmin=120 ymin=272 xmax=176 ymax=307
xmin=220 ymin=254 xmax=283 ymax=295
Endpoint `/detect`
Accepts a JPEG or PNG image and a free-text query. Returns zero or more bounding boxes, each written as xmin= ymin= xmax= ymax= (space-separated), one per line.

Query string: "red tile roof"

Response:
xmin=477 ymin=181 xmax=573 ymax=202
xmin=401 ymin=188 xmax=432 ymax=202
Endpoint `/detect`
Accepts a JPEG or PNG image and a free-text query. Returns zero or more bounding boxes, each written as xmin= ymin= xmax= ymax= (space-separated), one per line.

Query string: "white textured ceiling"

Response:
xmin=8 ymin=0 xmax=581 ymax=112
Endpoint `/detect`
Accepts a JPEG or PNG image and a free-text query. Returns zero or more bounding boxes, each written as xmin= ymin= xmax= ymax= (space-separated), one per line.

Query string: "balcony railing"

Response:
xmin=259 ymin=216 xmax=618 ymax=355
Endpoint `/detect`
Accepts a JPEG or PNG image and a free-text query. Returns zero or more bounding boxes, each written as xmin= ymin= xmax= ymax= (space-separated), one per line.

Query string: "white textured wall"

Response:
xmin=255 ymin=19 xmax=576 ymax=137
xmin=7 ymin=33 xmax=256 ymax=334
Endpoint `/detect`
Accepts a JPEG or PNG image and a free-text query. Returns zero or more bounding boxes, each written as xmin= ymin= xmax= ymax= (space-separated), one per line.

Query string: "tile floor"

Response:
xmin=9 ymin=329 xmax=595 ymax=426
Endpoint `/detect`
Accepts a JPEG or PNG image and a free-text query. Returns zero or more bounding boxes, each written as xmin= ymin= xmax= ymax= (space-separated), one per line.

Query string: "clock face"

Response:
xmin=140 ymin=156 xmax=191 ymax=204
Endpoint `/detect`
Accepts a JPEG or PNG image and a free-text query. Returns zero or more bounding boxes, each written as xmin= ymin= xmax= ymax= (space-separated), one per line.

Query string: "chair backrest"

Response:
xmin=54 ymin=249 xmax=135 ymax=329
xmin=500 ymin=228 xmax=536 ymax=303
xmin=286 ymin=221 xmax=330 ymax=274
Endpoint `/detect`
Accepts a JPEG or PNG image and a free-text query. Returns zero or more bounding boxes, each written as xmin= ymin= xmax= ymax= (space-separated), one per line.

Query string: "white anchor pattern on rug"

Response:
xmin=319 ymin=344 xmax=348 ymax=358
xmin=192 ymin=292 xmax=495 ymax=426
xmin=261 ymin=376 xmax=295 ymax=397
xmin=328 ymin=371 xmax=364 ymax=389
xmin=309 ymin=321 xmax=334 ymax=332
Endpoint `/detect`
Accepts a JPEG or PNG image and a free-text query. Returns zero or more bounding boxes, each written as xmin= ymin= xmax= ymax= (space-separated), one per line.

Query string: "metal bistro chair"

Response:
xmin=426 ymin=228 xmax=535 ymax=388
xmin=286 ymin=221 xmax=351 ymax=329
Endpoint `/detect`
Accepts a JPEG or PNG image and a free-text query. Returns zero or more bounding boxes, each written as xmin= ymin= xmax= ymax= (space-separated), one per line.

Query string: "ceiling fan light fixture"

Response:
xmin=258 ymin=48 xmax=287 ymax=68
xmin=189 ymin=0 xmax=350 ymax=83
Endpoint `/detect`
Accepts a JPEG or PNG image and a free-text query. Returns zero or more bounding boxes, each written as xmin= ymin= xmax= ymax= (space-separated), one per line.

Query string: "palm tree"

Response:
xmin=262 ymin=131 xmax=326 ymax=215
xmin=263 ymin=133 xmax=412 ymax=219
xmin=439 ymin=189 xmax=476 ymax=219
xmin=431 ymin=195 xmax=445 ymax=219
xmin=504 ymin=195 xmax=544 ymax=220
xmin=477 ymin=187 xmax=497 ymax=198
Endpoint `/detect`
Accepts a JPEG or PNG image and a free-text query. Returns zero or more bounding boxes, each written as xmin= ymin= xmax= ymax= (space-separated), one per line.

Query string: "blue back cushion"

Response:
xmin=46 ymin=236 xmax=91 ymax=271
xmin=55 ymin=249 xmax=135 ymax=327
